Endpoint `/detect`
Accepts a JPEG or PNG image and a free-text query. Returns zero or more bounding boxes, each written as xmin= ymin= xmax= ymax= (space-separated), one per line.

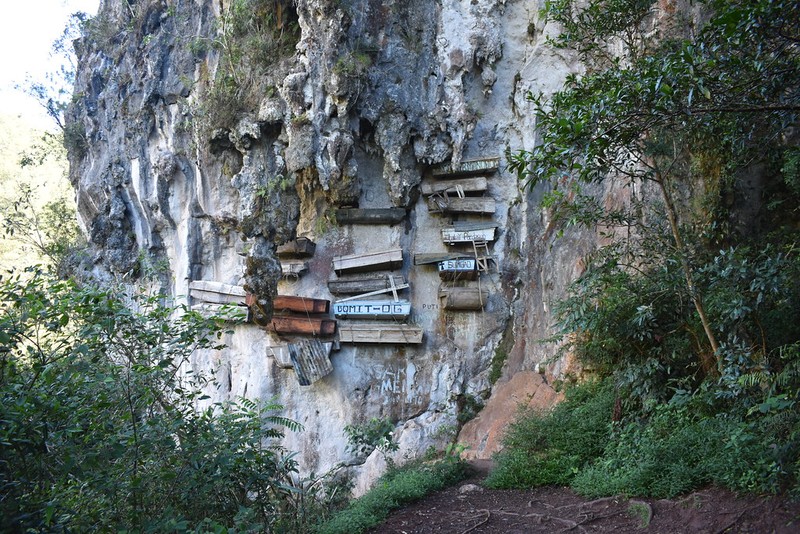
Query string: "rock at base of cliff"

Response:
xmin=457 ymin=371 xmax=562 ymax=460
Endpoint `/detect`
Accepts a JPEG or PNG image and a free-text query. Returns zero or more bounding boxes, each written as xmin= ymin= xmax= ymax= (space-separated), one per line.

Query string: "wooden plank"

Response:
xmin=269 ymin=316 xmax=337 ymax=336
xmin=281 ymin=260 xmax=308 ymax=278
xmin=276 ymin=237 xmax=316 ymax=258
xmin=438 ymin=258 xmax=478 ymax=281
xmin=431 ymin=197 xmax=496 ymax=214
xmin=333 ymin=248 xmax=403 ymax=275
xmin=332 ymin=300 xmax=411 ymax=320
xmin=421 ymin=176 xmax=488 ymax=195
xmin=431 ymin=156 xmax=500 ymax=177
xmin=413 ymin=252 xmax=470 ymax=265
xmin=273 ymin=295 xmax=330 ymax=314
xmin=442 ymin=226 xmax=497 ymax=244
xmin=338 ymin=323 xmax=424 ymax=344
xmin=439 ymin=286 xmax=489 ymax=310
xmin=335 ymin=208 xmax=407 ymax=225
xmin=328 ymin=274 xmax=407 ymax=294
xmin=289 ymin=338 xmax=334 ymax=386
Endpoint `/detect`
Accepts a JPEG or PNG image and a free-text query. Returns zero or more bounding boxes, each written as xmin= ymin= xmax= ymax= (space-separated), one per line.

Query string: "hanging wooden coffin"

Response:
xmin=189 ymin=280 xmax=247 ymax=305
xmin=439 ymin=286 xmax=489 ymax=310
xmin=268 ymin=342 xmax=331 ymax=368
xmin=413 ymin=252 xmax=468 ymax=265
xmin=281 ymin=260 xmax=308 ymax=278
xmin=273 ymin=295 xmax=331 ymax=315
xmin=338 ymin=323 xmax=424 ymax=344
xmin=421 ymin=176 xmax=488 ymax=195
xmin=289 ymin=338 xmax=334 ymax=386
xmin=333 ymin=248 xmax=403 ymax=275
xmin=269 ymin=316 xmax=337 ymax=336
xmin=431 ymin=156 xmax=499 ymax=177
xmin=437 ymin=258 xmax=478 ymax=281
xmin=335 ymin=208 xmax=407 ymax=225
xmin=441 ymin=225 xmax=497 ymax=244
xmin=276 ymin=237 xmax=316 ymax=258
xmin=328 ymin=274 xmax=406 ymax=295
xmin=431 ymin=197 xmax=496 ymax=214
xmin=332 ymin=299 xmax=411 ymax=320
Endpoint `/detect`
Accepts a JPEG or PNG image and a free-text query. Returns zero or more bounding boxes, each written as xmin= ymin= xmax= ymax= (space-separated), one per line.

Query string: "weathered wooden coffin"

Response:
xmin=431 ymin=156 xmax=500 ymax=177
xmin=269 ymin=316 xmax=337 ymax=336
xmin=189 ymin=303 xmax=249 ymax=322
xmin=430 ymin=197 xmax=496 ymax=214
xmin=281 ymin=260 xmax=308 ymax=278
xmin=441 ymin=225 xmax=497 ymax=244
xmin=437 ymin=258 xmax=478 ymax=281
xmin=335 ymin=208 xmax=407 ymax=225
xmin=273 ymin=295 xmax=331 ymax=314
xmin=333 ymin=248 xmax=403 ymax=275
xmin=421 ymin=176 xmax=488 ymax=195
xmin=276 ymin=237 xmax=316 ymax=258
xmin=290 ymin=338 xmax=334 ymax=386
xmin=189 ymin=280 xmax=247 ymax=305
xmin=338 ymin=323 xmax=424 ymax=344
xmin=268 ymin=342 xmax=330 ymax=368
xmin=439 ymin=286 xmax=489 ymax=310
xmin=332 ymin=299 xmax=411 ymax=320
xmin=328 ymin=273 xmax=407 ymax=295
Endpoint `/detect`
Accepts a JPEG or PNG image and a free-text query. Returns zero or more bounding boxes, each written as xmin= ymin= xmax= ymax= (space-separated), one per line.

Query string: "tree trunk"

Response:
xmin=655 ymin=175 xmax=721 ymax=372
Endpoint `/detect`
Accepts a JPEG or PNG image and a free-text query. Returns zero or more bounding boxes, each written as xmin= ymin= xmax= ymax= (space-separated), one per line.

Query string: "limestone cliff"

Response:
xmin=67 ymin=0 xmax=600 ymax=489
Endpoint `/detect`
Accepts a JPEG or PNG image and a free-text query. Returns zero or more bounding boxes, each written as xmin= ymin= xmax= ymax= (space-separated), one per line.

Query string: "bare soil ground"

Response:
xmin=370 ymin=462 xmax=800 ymax=533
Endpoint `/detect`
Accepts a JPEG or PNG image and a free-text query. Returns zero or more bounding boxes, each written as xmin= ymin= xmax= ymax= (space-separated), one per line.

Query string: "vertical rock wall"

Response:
xmin=68 ymin=0 xmax=602 ymax=489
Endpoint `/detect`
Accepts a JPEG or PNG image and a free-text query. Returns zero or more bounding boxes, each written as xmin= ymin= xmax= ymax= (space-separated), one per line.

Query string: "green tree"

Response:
xmin=0 ymin=270 xmax=302 ymax=532
xmin=512 ymin=0 xmax=800 ymax=373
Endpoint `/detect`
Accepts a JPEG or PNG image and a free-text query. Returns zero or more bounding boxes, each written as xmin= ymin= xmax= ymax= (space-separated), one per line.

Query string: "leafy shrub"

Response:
xmin=0 ymin=270 xmax=301 ymax=532
xmin=485 ymin=379 xmax=615 ymax=488
xmin=573 ymin=403 xmax=799 ymax=498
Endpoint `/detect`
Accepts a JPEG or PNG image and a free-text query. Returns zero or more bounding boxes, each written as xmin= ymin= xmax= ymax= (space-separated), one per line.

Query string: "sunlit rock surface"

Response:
xmin=67 ymin=0 xmax=598 ymax=491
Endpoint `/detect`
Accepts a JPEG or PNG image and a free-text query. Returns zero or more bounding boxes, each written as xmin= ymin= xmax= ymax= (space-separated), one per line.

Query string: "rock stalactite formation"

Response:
xmin=67 ymin=0 xmax=600 ymax=489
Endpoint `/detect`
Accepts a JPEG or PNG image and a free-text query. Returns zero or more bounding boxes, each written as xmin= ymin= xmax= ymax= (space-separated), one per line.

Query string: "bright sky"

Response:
xmin=0 ymin=0 xmax=99 ymax=128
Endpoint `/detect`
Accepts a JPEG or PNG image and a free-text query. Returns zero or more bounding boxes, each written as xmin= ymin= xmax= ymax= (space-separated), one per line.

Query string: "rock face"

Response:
xmin=67 ymin=0 xmax=600 ymax=490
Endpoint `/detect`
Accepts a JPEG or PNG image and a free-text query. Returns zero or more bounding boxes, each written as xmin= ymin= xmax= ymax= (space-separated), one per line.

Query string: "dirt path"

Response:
xmin=369 ymin=462 xmax=800 ymax=533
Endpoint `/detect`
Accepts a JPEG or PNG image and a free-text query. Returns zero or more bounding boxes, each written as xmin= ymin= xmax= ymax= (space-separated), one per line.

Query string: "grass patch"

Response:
xmin=316 ymin=457 xmax=468 ymax=534
xmin=485 ymin=378 xmax=615 ymax=489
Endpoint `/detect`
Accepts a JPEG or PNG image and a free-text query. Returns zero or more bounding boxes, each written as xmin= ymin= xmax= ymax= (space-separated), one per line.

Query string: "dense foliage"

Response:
xmin=495 ymin=0 xmax=800 ymax=498
xmin=0 ymin=270 xmax=302 ymax=532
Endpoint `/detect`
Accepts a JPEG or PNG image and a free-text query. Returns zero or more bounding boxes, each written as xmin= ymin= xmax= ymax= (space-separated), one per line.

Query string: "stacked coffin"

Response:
xmin=418 ymin=156 xmax=501 ymax=311
xmin=424 ymin=157 xmax=498 ymax=215
xmin=329 ymin=249 xmax=423 ymax=344
xmin=266 ymin=295 xmax=335 ymax=336
xmin=277 ymin=236 xmax=316 ymax=279
xmin=188 ymin=281 xmax=249 ymax=322
xmin=263 ymin=294 xmax=337 ymax=386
